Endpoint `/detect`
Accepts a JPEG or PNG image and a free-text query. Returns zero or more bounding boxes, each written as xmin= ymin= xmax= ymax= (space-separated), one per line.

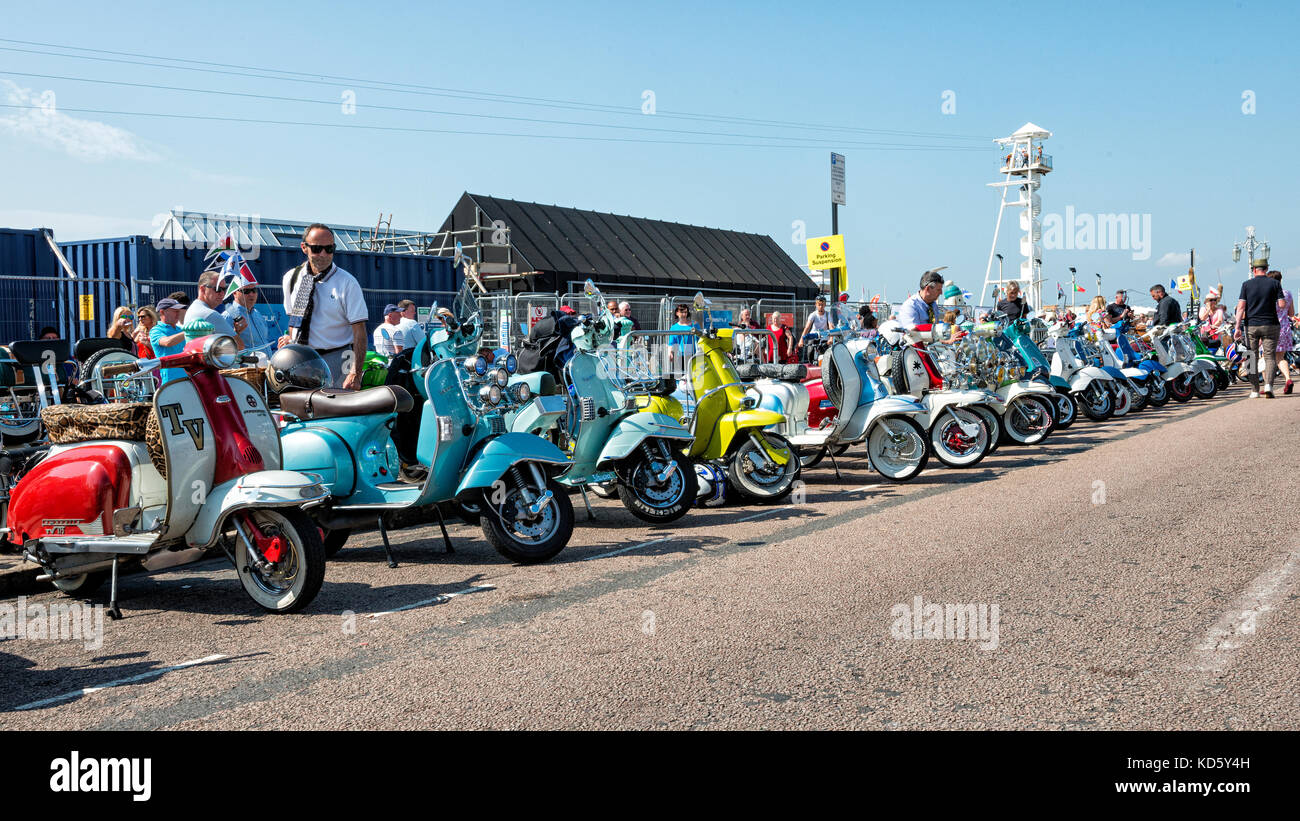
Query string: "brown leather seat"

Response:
xmin=278 ymin=386 xmax=414 ymax=421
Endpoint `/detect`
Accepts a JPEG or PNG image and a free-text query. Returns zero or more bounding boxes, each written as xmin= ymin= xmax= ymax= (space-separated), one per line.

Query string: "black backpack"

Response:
xmin=517 ymin=311 xmax=580 ymax=379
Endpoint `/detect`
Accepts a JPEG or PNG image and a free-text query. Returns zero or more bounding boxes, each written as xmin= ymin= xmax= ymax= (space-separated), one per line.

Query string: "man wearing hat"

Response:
xmin=1236 ymin=258 xmax=1287 ymax=398
xmin=899 ymin=269 xmax=946 ymax=330
xmin=148 ymin=298 xmax=188 ymax=385
xmin=373 ymin=304 xmax=407 ymax=356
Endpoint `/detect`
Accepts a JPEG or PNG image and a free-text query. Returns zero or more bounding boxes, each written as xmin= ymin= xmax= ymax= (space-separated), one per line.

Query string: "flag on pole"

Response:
xmin=1074 ymin=285 xmax=1087 ymax=293
xmin=1057 ymin=282 xmax=1064 ymax=300
xmin=218 ymin=251 xmax=257 ymax=299
xmin=204 ymin=231 xmax=237 ymax=263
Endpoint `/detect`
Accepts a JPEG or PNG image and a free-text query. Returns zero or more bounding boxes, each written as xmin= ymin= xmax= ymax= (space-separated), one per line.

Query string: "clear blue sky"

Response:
xmin=1 ymin=0 xmax=1296 ymax=307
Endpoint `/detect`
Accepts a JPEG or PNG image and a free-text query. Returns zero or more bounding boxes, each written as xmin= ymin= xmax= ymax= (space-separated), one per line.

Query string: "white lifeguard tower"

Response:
xmin=981 ymin=122 xmax=1053 ymax=312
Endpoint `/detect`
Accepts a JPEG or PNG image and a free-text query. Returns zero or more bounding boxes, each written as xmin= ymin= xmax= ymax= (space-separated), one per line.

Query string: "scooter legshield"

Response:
xmin=455 ymin=433 xmax=570 ymax=496
xmin=713 ymin=408 xmax=791 ymax=465
xmin=597 ymin=412 xmax=692 ymax=464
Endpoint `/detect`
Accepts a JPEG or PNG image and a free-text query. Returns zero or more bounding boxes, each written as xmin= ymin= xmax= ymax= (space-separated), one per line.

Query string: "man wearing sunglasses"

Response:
xmin=226 ymin=281 xmax=277 ymax=353
xmin=279 ymin=223 xmax=368 ymax=390
xmin=185 ymin=270 xmax=247 ymax=348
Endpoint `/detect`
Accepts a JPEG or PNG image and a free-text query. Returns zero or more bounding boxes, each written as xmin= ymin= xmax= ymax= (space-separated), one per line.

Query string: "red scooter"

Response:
xmin=0 ymin=335 xmax=329 ymax=618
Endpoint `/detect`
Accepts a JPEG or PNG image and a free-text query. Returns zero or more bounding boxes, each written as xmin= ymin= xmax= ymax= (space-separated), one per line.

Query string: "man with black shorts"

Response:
xmin=1236 ymin=258 xmax=1287 ymax=398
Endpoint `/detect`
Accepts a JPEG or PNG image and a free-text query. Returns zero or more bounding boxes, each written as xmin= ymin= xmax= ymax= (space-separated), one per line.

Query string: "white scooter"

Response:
xmin=1049 ymin=323 xmax=1123 ymax=420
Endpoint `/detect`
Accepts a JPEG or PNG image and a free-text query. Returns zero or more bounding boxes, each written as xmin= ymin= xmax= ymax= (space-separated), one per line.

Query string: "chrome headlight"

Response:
xmin=504 ymin=353 xmax=518 ymax=374
xmin=479 ymin=384 xmax=502 ymax=406
xmin=204 ymin=335 xmax=239 ymax=369
xmin=509 ymin=382 xmax=532 ymax=403
xmin=466 ymin=356 xmax=486 ymax=376
xmin=494 ymin=367 xmax=509 ymax=387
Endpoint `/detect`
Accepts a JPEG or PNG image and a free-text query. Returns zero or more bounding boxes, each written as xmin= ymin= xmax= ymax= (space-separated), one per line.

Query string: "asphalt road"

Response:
xmin=3 ymin=386 xmax=1297 ymax=730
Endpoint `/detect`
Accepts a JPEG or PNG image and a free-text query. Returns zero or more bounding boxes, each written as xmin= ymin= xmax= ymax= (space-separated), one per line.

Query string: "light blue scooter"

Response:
xmin=512 ymin=281 xmax=696 ymax=523
xmin=278 ymin=278 xmax=574 ymax=565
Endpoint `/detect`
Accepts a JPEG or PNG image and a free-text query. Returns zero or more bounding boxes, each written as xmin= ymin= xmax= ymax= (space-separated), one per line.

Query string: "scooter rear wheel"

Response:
xmin=322 ymin=528 xmax=351 ymax=559
xmin=52 ymin=569 xmax=108 ymax=596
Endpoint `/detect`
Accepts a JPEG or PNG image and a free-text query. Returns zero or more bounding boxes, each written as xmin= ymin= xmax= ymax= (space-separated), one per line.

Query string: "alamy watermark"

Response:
xmin=890 ymin=595 xmax=1000 ymax=650
xmin=1 ymin=595 xmax=104 ymax=651
xmin=1041 ymin=206 xmax=1151 ymax=261
xmin=150 ymin=208 xmax=263 ymax=260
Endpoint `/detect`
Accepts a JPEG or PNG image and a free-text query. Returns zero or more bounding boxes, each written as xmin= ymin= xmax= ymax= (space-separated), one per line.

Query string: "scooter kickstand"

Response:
xmin=826 ymin=446 xmax=843 ymax=481
xmin=579 ymin=485 xmax=596 ymax=521
xmin=377 ymin=515 xmax=399 ymax=568
xmin=107 ymin=558 xmax=123 ymax=621
xmin=434 ymin=506 xmax=455 ymax=554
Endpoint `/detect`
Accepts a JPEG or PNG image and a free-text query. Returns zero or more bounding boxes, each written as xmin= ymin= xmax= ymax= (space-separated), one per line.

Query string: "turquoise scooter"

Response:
xmin=513 ymin=281 xmax=695 ymax=523
xmin=278 ymin=278 xmax=575 ymax=565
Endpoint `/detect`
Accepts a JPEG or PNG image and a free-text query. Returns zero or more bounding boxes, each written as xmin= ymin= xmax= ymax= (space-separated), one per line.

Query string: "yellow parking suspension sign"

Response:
xmin=78 ymin=294 xmax=95 ymax=321
xmin=806 ymin=235 xmax=846 ymax=271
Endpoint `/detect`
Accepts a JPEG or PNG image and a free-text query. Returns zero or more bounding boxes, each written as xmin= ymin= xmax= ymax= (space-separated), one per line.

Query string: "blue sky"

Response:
xmin=1 ymin=0 xmax=1296 ymax=306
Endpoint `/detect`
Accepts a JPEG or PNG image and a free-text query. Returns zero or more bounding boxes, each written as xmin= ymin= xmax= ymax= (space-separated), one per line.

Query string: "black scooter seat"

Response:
xmin=279 ymin=386 xmax=414 ymax=421
xmin=735 ymin=363 xmax=808 ymax=382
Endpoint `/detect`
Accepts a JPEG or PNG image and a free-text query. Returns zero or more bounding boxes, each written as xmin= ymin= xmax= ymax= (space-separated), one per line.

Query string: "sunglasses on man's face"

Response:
xmin=306 ymin=243 xmax=336 ymax=254
xmin=239 ymin=288 xmax=257 ymax=295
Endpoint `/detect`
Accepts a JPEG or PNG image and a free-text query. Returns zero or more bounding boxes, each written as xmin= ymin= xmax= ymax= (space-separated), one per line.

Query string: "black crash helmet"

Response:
xmin=266 ymin=344 xmax=331 ymax=394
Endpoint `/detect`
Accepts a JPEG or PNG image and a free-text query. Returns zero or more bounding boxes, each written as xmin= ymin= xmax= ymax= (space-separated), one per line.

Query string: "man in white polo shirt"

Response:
xmin=278 ymin=223 xmax=368 ymax=390
xmin=373 ymin=303 xmax=406 ymax=356
xmin=396 ymin=299 xmax=426 ymax=357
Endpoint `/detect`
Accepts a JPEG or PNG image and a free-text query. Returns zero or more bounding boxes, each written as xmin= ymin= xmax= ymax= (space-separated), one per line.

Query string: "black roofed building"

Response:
xmin=430 ymin=192 xmax=818 ymax=300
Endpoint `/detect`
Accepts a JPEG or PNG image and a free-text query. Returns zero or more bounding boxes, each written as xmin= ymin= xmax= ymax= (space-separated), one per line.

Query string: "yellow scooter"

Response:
xmin=639 ymin=294 xmax=799 ymax=502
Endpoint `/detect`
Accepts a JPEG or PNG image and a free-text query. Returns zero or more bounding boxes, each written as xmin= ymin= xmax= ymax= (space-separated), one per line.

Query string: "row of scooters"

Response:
xmin=0 ymin=278 xmax=1232 ymax=620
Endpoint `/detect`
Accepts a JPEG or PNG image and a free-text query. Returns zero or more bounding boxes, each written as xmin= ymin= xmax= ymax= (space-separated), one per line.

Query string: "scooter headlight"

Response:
xmin=478 ymin=384 xmax=502 ymax=406
xmin=742 ymin=386 xmax=762 ymax=409
xmin=504 ymin=353 xmax=518 ymax=374
xmin=465 ymin=356 xmax=487 ymax=377
xmin=494 ymin=368 xmax=509 ymax=388
xmin=509 ymin=382 xmax=532 ymax=404
xmin=203 ymin=335 xmax=239 ymax=369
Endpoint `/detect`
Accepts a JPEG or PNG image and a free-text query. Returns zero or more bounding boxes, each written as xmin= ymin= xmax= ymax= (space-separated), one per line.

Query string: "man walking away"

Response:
xmin=1236 ymin=258 xmax=1286 ymax=398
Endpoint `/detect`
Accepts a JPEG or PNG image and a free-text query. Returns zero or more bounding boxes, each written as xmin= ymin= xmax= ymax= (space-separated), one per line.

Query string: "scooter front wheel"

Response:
xmin=1002 ymin=395 xmax=1054 ymax=445
xmin=617 ymin=447 xmax=693 ymax=524
xmin=1079 ymin=383 xmax=1113 ymax=420
xmin=1146 ymin=376 xmax=1170 ymax=406
xmin=1191 ymin=371 xmax=1218 ymax=399
xmin=867 ymin=416 xmax=929 ymax=482
xmin=728 ymin=432 xmax=800 ymax=502
xmin=929 ymin=409 xmax=989 ymax=468
xmin=1051 ymin=392 xmax=1077 ymax=429
xmin=232 ymin=508 xmax=326 ymax=614
xmin=482 ymin=476 xmax=574 ymax=564
xmin=968 ymin=404 xmax=1002 ymax=453
xmin=1168 ymin=374 xmax=1194 ymax=402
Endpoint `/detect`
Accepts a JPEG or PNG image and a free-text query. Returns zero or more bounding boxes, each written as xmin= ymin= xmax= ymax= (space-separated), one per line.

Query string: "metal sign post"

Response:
xmin=830 ymin=153 xmax=845 ymax=296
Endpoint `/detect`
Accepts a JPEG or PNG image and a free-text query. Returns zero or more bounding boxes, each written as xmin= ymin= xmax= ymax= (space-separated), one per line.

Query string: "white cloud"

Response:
xmin=1155 ymin=251 xmax=1189 ymax=268
xmin=0 ymin=80 xmax=155 ymax=162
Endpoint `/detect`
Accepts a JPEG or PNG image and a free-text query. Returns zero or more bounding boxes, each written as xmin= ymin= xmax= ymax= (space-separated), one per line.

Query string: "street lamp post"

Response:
xmin=1232 ymin=226 xmax=1269 ymax=268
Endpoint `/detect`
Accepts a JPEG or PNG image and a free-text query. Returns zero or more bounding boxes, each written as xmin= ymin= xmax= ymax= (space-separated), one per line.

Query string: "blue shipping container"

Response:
xmin=0 ymin=227 xmax=65 ymax=345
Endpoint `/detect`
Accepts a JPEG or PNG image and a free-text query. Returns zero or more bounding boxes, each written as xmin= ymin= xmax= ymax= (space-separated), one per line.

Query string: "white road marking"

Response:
xmin=15 ymin=654 xmax=228 ymax=711
xmin=583 ymin=537 xmax=673 ymax=562
xmin=1187 ymin=549 xmax=1300 ymax=677
xmin=736 ymin=508 xmax=783 ymax=523
xmin=844 ymin=484 xmax=880 ymax=493
xmin=368 ymin=584 xmax=496 ymax=617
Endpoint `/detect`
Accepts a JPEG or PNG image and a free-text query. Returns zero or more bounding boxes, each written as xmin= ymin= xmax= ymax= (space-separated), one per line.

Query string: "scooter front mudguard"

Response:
xmin=597 ymin=412 xmax=693 ymax=464
xmin=187 ymin=471 xmax=329 ymax=549
xmin=1162 ymin=362 xmax=1188 ymax=381
xmin=455 ymin=433 xmax=570 ymax=496
xmin=1069 ymin=367 xmax=1113 ymax=392
xmin=706 ymin=408 xmax=790 ymax=463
